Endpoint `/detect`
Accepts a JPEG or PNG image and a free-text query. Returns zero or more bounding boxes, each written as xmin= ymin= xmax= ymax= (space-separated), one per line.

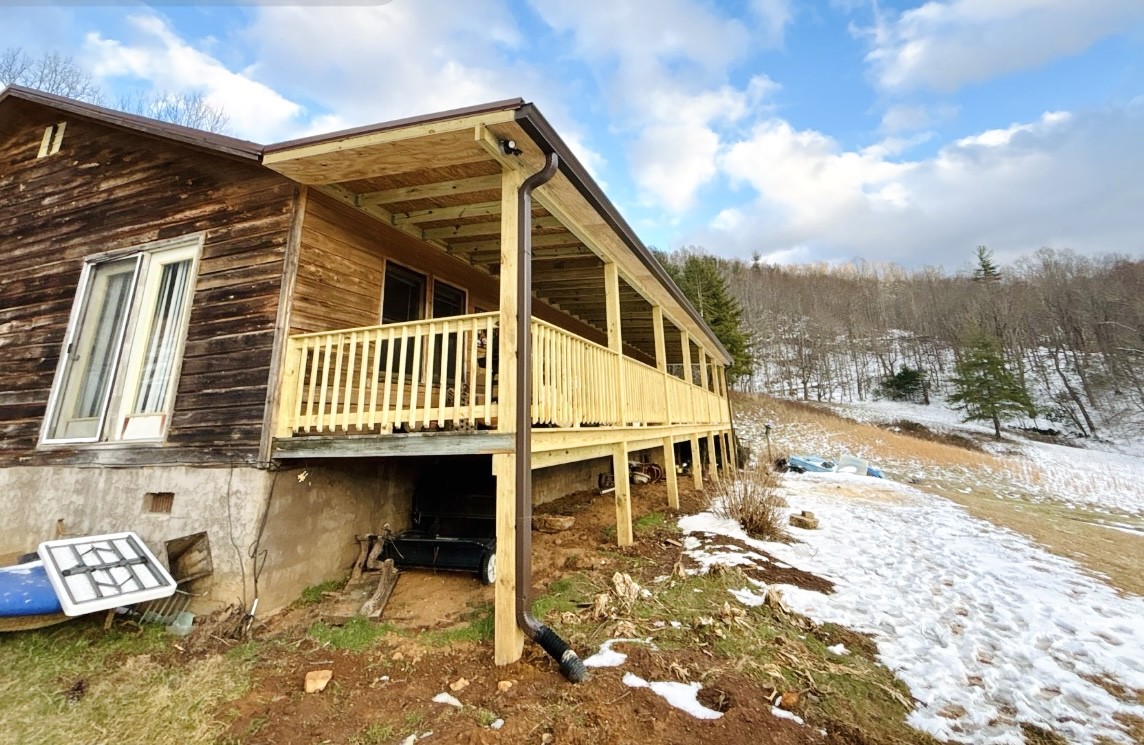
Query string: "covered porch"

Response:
xmin=261 ymin=99 xmax=735 ymax=666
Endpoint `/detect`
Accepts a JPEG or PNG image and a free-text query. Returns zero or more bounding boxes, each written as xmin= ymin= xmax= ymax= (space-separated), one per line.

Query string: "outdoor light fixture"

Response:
xmin=500 ymin=138 xmax=523 ymax=156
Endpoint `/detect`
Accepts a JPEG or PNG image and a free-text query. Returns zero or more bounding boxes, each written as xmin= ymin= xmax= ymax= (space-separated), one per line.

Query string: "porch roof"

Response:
xmin=262 ymin=100 xmax=731 ymax=365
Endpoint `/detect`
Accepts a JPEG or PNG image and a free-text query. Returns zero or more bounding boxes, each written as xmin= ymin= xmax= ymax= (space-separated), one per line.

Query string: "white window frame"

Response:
xmin=40 ymin=234 xmax=203 ymax=446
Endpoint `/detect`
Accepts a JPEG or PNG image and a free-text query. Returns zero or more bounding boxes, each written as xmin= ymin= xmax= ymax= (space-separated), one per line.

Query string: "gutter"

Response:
xmin=514 ymin=151 xmax=587 ymax=683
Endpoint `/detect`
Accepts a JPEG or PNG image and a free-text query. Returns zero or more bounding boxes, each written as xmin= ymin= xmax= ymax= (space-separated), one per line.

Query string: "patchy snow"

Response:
xmin=583 ymin=638 xmax=655 ymax=668
xmin=770 ymin=706 xmax=805 ymax=725
xmin=431 ymin=693 xmax=463 ymax=708
xmin=622 ymin=673 xmax=724 ymax=720
xmin=827 ymin=643 xmax=849 ymax=656
xmin=680 ymin=473 xmax=1144 ymax=744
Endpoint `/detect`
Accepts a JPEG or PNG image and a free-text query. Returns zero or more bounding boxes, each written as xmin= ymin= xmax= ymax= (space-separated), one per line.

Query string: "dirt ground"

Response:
xmin=215 ymin=479 xmax=885 ymax=745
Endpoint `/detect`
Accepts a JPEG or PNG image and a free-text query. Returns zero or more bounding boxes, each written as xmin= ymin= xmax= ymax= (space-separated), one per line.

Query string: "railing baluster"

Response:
xmin=343 ymin=331 xmax=357 ymax=432
xmin=293 ymin=338 xmax=307 ymax=432
xmin=422 ymin=321 xmax=435 ymax=428
xmin=381 ymin=326 xmax=395 ymax=430
xmin=317 ymin=335 xmax=333 ymax=432
xmin=408 ymin=323 xmax=423 ymax=427
xmin=367 ymin=329 xmax=381 ymax=430
xmin=438 ymin=320 xmax=451 ymax=425
xmin=483 ymin=315 xmax=494 ymax=425
xmin=394 ymin=325 xmax=408 ymax=429
xmin=467 ymin=317 xmax=479 ymax=425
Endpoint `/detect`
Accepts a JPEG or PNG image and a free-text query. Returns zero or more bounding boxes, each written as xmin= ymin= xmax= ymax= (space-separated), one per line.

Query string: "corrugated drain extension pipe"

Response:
xmin=514 ymin=150 xmax=587 ymax=683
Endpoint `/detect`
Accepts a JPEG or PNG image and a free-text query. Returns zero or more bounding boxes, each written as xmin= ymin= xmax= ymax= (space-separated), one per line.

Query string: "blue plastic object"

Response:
xmin=0 ymin=561 xmax=64 ymax=617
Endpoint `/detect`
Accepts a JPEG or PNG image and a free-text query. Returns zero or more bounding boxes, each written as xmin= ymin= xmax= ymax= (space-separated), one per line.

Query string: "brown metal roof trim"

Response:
xmin=0 ymin=84 xmax=264 ymax=161
xmin=513 ymin=104 xmax=733 ymax=364
xmin=263 ymin=97 xmax=526 ymax=153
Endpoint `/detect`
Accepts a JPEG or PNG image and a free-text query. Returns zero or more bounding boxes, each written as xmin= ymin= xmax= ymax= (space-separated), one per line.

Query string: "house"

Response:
xmin=0 ymin=85 xmax=735 ymax=664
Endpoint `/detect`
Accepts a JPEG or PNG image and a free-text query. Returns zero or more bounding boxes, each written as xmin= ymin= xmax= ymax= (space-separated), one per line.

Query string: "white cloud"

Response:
xmin=879 ymin=102 xmax=960 ymax=133
xmin=706 ymin=104 xmax=1144 ymax=267
xmin=861 ymin=0 xmax=1144 ymax=93
xmin=751 ymin=0 xmax=795 ymax=48
xmin=83 ymin=14 xmax=303 ymax=141
xmin=245 ymin=2 xmax=520 ymax=128
xmin=529 ymin=0 xmax=783 ymax=211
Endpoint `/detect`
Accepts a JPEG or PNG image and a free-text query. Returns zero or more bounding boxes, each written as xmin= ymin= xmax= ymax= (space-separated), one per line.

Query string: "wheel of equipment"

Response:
xmin=479 ymin=551 xmax=496 ymax=585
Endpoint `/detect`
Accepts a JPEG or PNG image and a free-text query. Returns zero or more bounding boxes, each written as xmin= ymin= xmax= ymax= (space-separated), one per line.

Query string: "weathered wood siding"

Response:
xmin=292 ymin=191 xmax=611 ymax=344
xmin=0 ymin=98 xmax=296 ymax=465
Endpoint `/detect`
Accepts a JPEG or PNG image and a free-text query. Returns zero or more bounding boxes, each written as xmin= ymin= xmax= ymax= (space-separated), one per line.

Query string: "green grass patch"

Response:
xmin=299 ymin=579 xmax=343 ymax=606
xmin=0 ymin=617 xmax=254 ymax=745
xmin=309 ymin=617 xmax=394 ymax=651
xmin=418 ymin=604 xmax=494 ymax=647
xmin=634 ymin=512 xmax=670 ymax=534
xmin=532 ymin=575 xmax=589 ymax=622
xmin=351 ymin=721 xmax=396 ymax=745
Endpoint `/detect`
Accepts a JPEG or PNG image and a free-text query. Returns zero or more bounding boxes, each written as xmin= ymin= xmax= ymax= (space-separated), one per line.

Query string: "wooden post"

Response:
xmin=604 ymin=262 xmax=625 ymax=425
xmin=681 ymin=332 xmax=703 ymax=490
xmin=275 ymin=338 xmax=301 ymax=438
xmin=494 ymin=166 xmax=525 ymax=666
xmin=662 ymin=436 xmax=679 ymax=509
xmin=612 ymin=442 xmax=633 ymax=546
xmin=603 ymin=263 xmax=632 ymax=543
xmin=652 ymin=306 xmax=678 ymax=508
xmin=707 ymin=430 xmax=720 ymax=483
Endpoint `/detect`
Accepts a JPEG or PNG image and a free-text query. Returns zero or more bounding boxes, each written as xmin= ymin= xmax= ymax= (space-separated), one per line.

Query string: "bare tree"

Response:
xmin=0 ymin=48 xmax=101 ymax=102
xmin=117 ymin=89 xmax=229 ymax=133
xmin=2 ymin=46 xmax=229 ymax=134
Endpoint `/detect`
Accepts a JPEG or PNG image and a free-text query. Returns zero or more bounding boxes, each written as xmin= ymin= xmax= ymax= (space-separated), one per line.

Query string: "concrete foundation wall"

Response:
xmin=254 ymin=461 xmax=416 ymax=613
xmin=0 ymin=460 xmax=418 ymax=616
xmin=533 ymin=456 xmax=610 ymax=505
xmin=0 ymin=464 xmax=270 ymax=611
xmin=0 ymin=449 xmax=656 ymax=618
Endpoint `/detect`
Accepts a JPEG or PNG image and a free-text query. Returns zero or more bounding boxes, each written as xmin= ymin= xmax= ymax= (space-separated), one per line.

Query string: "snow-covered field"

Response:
xmin=681 ymin=472 xmax=1144 ymax=744
xmin=825 ymin=399 xmax=1144 ymax=519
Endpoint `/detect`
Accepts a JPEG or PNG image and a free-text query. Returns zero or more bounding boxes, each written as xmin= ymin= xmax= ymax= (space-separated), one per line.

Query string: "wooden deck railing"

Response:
xmin=276 ymin=313 xmax=731 ymax=436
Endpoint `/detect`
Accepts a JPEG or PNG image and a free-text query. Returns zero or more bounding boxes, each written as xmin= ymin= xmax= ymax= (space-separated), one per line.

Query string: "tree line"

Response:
xmin=659 ymin=245 xmax=1143 ymax=439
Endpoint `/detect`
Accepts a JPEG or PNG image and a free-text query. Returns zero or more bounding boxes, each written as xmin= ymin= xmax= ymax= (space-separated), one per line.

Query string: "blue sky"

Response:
xmin=4 ymin=0 xmax=1143 ymax=269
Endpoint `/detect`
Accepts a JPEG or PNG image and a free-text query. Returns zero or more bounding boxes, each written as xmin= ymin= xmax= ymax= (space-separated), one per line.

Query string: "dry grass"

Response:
xmin=733 ymin=392 xmax=1009 ymax=473
xmin=0 ymin=620 xmax=253 ymax=745
xmin=709 ymin=468 xmax=791 ymax=542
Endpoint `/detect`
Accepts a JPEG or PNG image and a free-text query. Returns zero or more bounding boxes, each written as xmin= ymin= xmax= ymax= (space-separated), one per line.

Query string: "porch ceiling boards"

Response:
xmin=261 ymin=102 xmax=723 ymax=366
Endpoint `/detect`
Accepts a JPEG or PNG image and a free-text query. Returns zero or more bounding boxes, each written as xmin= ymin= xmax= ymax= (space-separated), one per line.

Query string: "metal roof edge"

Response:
xmin=264 ymin=97 xmax=526 ymax=154
xmin=513 ymin=103 xmax=733 ymax=365
xmin=0 ymin=84 xmax=264 ymax=161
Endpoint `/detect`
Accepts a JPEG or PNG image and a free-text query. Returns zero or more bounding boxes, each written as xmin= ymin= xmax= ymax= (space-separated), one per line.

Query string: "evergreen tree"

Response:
xmin=973 ymin=245 xmax=1001 ymax=282
xmin=877 ymin=366 xmax=928 ymax=403
xmin=655 ymin=250 xmax=754 ymax=386
xmin=947 ymin=332 xmax=1035 ymax=439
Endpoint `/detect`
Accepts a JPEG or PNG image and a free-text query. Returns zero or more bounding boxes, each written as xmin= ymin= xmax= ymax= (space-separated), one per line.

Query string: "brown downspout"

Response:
xmin=514 ymin=151 xmax=586 ymax=683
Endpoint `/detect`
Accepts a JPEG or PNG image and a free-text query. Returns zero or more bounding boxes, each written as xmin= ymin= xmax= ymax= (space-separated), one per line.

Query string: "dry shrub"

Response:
xmin=711 ymin=468 xmax=791 ymax=542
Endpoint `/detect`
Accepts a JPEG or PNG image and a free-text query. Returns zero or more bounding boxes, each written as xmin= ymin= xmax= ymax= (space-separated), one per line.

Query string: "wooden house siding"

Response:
xmin=0 ymin=99 xmax=296 ymax=466
xmin=291 ymin=191 xmax=613 ymax=345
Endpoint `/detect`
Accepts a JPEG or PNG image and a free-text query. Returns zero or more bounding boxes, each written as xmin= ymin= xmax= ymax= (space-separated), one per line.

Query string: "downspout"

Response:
xmin=514 ymin=151 xmax=587 ymax=683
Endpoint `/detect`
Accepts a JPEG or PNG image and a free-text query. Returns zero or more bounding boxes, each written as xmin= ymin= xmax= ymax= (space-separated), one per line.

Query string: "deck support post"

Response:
xmin=707 ymin=430 xmax=720 ymax=484
xmin=494 ymin=166 xmax=526 ymax=666
xmin=652 ymin=306 xmax=679 ymax=508
xmin=680 ymin=331 xmax=703 ymax=489
xmin=662 ymin=436 xmax=679 ymax=509
xmin=612 ymin=441 xmax=634 ymax=546
xmin=605 ymin=263 xmax=633 ymax=545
